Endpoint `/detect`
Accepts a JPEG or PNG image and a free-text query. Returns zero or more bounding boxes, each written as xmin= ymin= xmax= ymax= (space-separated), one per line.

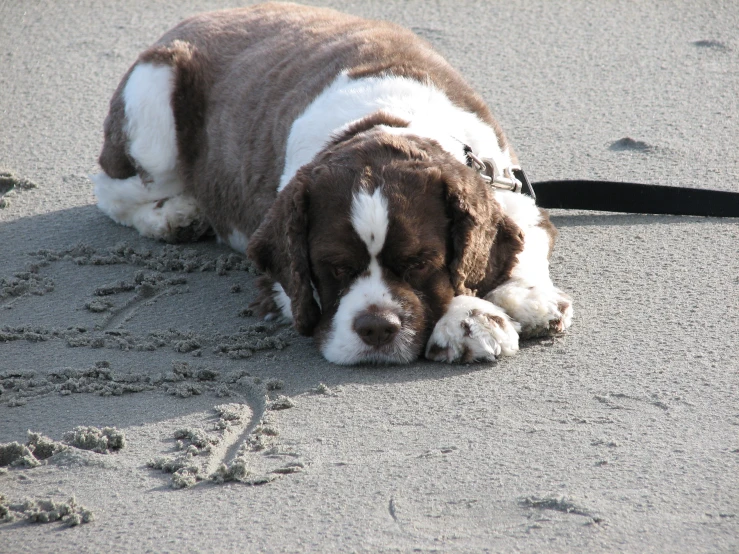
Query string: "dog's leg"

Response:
xmin=92 ymin=62 xmax=208 ymax=242
xmin=486 ymin=192 xmax=573 ymax=338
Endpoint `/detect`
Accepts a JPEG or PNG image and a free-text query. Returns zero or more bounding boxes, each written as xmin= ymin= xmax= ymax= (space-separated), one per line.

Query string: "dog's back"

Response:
xmin=97 ymin=2 xmax=507 ymax=239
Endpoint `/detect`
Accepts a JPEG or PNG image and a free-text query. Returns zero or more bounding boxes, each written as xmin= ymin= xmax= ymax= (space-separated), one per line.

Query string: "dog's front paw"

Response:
xmin=425 ymin=296 xmax=520 ymax=363
xmin=488 ymin=282 xmax=573 ymax=339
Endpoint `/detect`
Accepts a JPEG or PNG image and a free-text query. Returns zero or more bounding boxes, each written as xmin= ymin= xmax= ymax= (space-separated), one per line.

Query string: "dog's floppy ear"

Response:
xmin=442 ymin=166 xmax=523 ymax=296
xmin=247 ymin=167 xmax=321 ymax=335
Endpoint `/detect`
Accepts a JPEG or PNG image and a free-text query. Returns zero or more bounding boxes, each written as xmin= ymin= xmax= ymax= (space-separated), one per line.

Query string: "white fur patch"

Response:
xmin=426 ymin=295 xmax=520 ymax=362
xmin=123 ymin=63 xmax=179 ymax=184
xmin=350 ymin=188 xmax=389 ymax=257
xmin=321 ymin=259 xmax=415 ymax=364
xmin=272 ymin=282 xmax=293 ymax=322
xmin=262 ymin=281 xmax=320 ymax=323
xmin=93 ymin=172 xmax=164 ymax=226
xmin=226 ymin=229 xmax=249 ymax=254
xmin=278 ymin=72 xmax=512 ymax=190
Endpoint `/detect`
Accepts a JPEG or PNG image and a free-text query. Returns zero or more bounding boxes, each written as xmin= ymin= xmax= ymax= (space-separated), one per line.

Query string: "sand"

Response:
xmin=0 ymin=0 xmax=737 ymax=552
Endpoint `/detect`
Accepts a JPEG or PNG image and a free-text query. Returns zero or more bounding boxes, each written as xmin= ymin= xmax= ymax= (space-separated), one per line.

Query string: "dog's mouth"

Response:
xmin=353 ymin=325 xmax=420 ymax=365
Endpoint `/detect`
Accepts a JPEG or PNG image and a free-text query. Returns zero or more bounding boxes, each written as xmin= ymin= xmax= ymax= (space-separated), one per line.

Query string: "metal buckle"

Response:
xmin=467 ymin=151 xmax=522 ymax=193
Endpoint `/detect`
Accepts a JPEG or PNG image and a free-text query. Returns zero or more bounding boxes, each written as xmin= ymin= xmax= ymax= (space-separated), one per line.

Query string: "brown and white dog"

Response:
xmin=92 ymin=3 xmax=573 ymax=364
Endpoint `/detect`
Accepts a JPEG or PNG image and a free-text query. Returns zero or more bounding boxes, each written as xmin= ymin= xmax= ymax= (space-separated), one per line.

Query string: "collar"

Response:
xmin=463 ymin=144 xmax=536 ymax=199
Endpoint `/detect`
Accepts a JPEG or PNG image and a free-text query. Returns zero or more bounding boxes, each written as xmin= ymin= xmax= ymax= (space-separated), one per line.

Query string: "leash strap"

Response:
xmin=530 ymin=180 xmax=739 ymax=217
xmin=465 ymin=147 xmax=739 ymax=217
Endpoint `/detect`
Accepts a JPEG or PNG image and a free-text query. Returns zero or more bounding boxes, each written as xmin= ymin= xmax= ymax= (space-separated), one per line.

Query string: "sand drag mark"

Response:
xmin=519 ymin=496 xmax=604 ymax=524
xmin=147 ymin=392 xmax=305 ymax=489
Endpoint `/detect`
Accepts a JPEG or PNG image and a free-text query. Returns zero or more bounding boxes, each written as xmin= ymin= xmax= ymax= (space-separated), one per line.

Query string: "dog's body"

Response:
xmin=93 ymin=3 xmax=573 ymax=364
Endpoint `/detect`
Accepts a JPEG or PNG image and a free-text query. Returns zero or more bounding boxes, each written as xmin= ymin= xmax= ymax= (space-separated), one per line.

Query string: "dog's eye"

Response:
xmin=403 ymin=260 xmax=429 ymax=281
xmin=331 ymin=265 xmax=356 ymax=281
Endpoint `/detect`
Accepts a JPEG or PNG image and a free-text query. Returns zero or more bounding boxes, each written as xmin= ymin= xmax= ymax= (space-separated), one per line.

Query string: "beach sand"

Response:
xmin=1 ymin=1 xmax=737 ymax=551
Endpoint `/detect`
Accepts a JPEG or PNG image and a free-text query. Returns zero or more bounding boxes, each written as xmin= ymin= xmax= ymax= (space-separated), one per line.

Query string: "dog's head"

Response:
xmin=247 ymin=128 xmax=523 ymax=364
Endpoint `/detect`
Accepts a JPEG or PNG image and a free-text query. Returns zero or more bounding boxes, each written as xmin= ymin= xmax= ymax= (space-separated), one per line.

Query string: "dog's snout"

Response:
xmin=353 ymin=310 xmax=401 ymax=347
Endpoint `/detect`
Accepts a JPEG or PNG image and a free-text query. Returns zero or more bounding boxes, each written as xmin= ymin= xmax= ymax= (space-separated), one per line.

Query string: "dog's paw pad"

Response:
xmin=425 ymin=296 xmax=519 ymax=363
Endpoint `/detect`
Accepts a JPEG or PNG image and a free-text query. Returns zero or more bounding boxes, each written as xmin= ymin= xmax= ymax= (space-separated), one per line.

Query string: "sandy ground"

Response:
xmin=1 ymin=0 xmax=737 ymax=552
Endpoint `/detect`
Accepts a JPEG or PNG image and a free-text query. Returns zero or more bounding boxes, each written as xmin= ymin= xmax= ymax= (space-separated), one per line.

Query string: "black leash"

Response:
xmin=528 ymin=179 xmax=739 ymax=217
xmin=466 ymin=146 xmax=739 ymax=218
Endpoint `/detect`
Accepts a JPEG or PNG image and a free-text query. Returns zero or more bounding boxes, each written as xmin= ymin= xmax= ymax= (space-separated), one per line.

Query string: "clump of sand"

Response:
xmin=147 ymin=456 xmax=201 ymax=490
xmin=0 ymin=323 xmax=295 ymax=360
xmin=209 ymin=457 xmax=255 ymax=484
xmin=312 ymin=383 xmax=338 ymax=396
xmin=269 ymin=395 xmax=295 ymax=410
xmin=0 ymin=431 xmax=68 ymax=468
xmin=0 ymin=427 xmax=125 ymax=469
xmin=0 ymin=442 xmax=43 ymax=468
xmin=0 ymin=264 xmax=54 ymax=300
xmin=209 ymin=457 xmax=277 ymax=486
xmin=0 ymin=170 xmax=37 ymax=209
xmin=0 ymin=362 xmax=157 ymax=406
xmin=0 ymin=494 xmax=93 ymax=527
xmin=62 ymin=426 xmax=126 ymax=453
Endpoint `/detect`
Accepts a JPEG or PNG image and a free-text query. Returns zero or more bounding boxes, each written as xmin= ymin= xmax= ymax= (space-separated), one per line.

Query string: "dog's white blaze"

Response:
xmin=350 ymin=188 xmax=389 ymax=257
xmin=321 ymin=187 xmax=411 ymax=363
xmin=279 ymin=72 xmax=512 ymax=190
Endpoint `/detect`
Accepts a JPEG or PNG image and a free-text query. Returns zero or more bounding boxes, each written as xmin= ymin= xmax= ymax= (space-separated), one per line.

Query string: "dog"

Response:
xmin=92 ymin=3 xmax=573 ymax=365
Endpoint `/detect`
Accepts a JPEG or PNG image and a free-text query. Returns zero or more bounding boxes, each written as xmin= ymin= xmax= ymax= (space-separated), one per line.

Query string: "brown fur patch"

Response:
xmin=98 ymin=65 xmax=137 ymax=179
xmin=485 ymin=314 xmax=506 ymax=328
xmin=247 ymin=166 xmax=321 ymax=335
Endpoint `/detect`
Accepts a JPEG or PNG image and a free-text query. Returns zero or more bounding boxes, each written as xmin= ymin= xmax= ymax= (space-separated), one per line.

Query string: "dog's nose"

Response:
xmin=353 ymin=310 xmax=401 ymax=347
